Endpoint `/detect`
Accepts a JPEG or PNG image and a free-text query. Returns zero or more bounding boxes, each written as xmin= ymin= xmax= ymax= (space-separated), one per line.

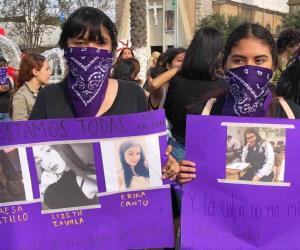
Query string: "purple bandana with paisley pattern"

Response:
xmin=222 ymin=65 xmax=273 ymax=117
xmin=0 ymin=67 xmax=9 ymax=85
xmin=64 ymin=47 xmax=113 ymax=117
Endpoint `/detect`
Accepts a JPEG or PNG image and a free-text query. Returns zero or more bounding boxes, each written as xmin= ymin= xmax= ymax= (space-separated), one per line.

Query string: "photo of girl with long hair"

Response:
xmin=118 ymin=141 xmax=150 ymax=190
xmin=0 ymin=149 xmax=26 ymax=203
xmin=32 ymin=143 xmax=99 ymax=211
xmin=101 ymin=135 xmax=163 ymax=192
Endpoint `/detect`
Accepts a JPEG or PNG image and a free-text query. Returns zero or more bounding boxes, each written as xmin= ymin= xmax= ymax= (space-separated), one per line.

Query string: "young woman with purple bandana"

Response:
xmin=29 ymin=7 xmax=179 ymax=182
xmin=176 ymin=23 xmax=300 ymax=185
xmin=220 ymin=23 xmax=300 ymax=118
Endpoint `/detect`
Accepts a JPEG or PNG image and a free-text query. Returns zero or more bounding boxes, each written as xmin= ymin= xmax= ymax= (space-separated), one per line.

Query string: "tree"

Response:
xmin=0 ymin=0 xmax=68 ymax=50
xmin=130 ymin=0 xmax=147 ymax=48
xmin=58 ymin=0 xmax=113 ymax=20
xmin=130 ymin=0 xmax=149 ymax=83
xmin=74 ymin=0 xmax=110 ymax=9
xmin=282 ymin=11 xmax=300 ymax=30
xmin=198 ymin=14 xmax=245 ymax=39
xmin=0 ymin=0 xmax=114 ymax=50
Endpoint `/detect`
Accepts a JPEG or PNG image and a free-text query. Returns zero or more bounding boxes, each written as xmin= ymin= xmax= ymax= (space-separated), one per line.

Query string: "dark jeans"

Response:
xmin=241 ymin=168 xmax=274 ymax=182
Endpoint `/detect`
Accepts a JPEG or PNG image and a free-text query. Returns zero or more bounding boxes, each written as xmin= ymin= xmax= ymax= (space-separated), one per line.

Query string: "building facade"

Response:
xmin=288 ymin=0 xmax=300 ymax=13
xmin=213 ymin=0 xmax=288 ymax=35
xmin=116 ymin=0 xmax=213 ymax=52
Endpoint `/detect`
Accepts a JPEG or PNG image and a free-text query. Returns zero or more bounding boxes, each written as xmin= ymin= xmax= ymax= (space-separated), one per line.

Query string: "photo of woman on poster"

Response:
xmin=118 ymin=141 xmax=150 ymax=190
xmin=33 ymin=144 xmax=99 ymax=210
xmin=0 ymin=149 xmax=25 ymax=203
xmin=241 ymin=128 xmax=275 ymax=182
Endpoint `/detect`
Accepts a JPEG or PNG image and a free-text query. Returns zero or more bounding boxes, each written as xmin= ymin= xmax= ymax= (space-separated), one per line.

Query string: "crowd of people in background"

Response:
xmin=1 ymin=19 xmax=299 ymax=124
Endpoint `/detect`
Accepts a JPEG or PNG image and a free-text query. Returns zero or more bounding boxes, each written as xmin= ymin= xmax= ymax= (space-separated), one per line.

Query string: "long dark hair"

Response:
xmin=0 ymin=56 xmax=8 ymax=67
xmin=277 ymin=50 xmax=300 ymax=105
xmin=277 ymin=28 xmax=300 ymax=55
xmin=223 ymin=23 xmax=278 ymax=69
xmin=45 ymin=144 xmax=95 ymax=178
xmin=181 ymin=27 xmax=224 ymax=80
xmin=112 ymin=58 xmax=140 ymax=81
xmin=58 ymin=7 xmax=118 ymax=51
xmin=119 ymin=141 xmax=149 ymax=188
xmin=149 ymin=47 xmax=186 ymax=78
xmin=243 ymin=128 xmax=263 ymax=146
xmin=116 ymin=47 xmax=135 ymax=63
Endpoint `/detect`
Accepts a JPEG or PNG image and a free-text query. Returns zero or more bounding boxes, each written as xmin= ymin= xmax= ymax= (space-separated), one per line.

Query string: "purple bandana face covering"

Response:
xmin=222 ymin=65 xmax=273 ymax=117
xmin=0 ymin=67 xmax=9 ymax=86
xmin=64 ymin=47 xmax=113 ymax=117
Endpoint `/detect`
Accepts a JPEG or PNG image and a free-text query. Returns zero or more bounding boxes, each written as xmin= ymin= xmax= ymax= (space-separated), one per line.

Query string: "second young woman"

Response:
xmin=12 ymin=53 xmax=50 ymax=121
xmin=177 ymin=23 xmax=300 ymax=185
xmin=165 ymin=27 xmax=227 ymax=162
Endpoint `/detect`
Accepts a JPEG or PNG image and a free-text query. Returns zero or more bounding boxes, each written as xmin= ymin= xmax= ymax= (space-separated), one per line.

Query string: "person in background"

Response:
xmin=149 ymin=51 xmax=161 ymax=68
xmin=112 ymin=58 xmax=141 ymax=84
xmin=12 ymin=53 xmax=50 ymax=121
xmin=143 ymin=52 xmax=166 ymax=92
xmin=148 ymin=47 xmax=186 ymax=110
xmin=165 ymin=27 xmax=226 ymax=162
xmin=277 ymin=48 xmax=300 ymax=106
xmin=272 ymin=28 xmax=300 ymax=85
xmin=0 ymin=56 xmax=13 ymax=122
xmin=116 ymin=47 xmax=135 ymax=64
xmin=226 ymin=135 xmax=242 ymax=163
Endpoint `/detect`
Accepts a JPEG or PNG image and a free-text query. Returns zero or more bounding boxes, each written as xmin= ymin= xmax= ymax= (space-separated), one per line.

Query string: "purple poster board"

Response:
xmin=0 ymin=110 xmax=174 ymax=250
xmin=182 ymin=115 xmax=300 ymax=249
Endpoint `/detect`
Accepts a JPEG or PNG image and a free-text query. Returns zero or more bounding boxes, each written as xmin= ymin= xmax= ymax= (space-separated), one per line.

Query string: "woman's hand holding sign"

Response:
xmin=162 ymin=145 xmax=180 ymax=181
xmin=176 ymin=160 xmax=196 ymax=184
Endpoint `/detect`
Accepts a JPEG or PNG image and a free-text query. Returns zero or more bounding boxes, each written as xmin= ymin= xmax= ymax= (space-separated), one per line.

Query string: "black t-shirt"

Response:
xmin=165 ymin=74 xmax=300 ymax=146
xmin=164 ymin=74 xmax=228 ymax=145
xmin=0 ymin=84 xmax=12 ymax=113
xmin=29 ymin=79 xmax=148 ymax=120
xmin=44 ymin=170 xmax=98 ymax=209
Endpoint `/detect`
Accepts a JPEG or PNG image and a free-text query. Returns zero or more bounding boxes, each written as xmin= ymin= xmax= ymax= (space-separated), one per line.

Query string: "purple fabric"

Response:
xmin=64 ymin=47 xmax=113 ymax=117
xmin=222 ymin=65 xmax=273 ymax=117
xmin=0 ymin=67 xmax=9 ymax=85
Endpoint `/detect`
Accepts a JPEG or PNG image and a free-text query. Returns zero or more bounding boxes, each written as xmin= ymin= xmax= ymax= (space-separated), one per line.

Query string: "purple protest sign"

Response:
xmin=0 ymin=110 xmax=166 ymax=147
xmin=182 ymin=115 xmax=300 ymax=250
xmin=0 ymin=110 xmax=174 ymax=250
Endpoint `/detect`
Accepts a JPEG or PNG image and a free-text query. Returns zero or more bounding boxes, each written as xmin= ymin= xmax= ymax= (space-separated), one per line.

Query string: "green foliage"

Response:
xmin=282 ymin=11 xmax=300 ymax=30
xmin=198 ymin=14 xmax=245 ymax=39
